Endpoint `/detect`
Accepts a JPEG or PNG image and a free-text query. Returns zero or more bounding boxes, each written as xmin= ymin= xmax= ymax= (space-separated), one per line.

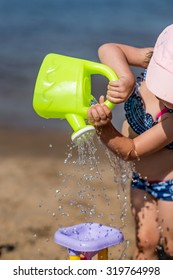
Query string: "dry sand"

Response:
xmin=0 ymin=127 xmax=135 ymax=260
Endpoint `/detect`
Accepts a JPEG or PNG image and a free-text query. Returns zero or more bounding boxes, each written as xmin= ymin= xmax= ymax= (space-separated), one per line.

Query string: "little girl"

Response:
xmin=87 ymin=24 xmax=173 ymax=260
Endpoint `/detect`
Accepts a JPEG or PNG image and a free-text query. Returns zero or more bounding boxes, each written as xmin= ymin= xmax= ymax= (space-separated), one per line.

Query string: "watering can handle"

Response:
xmin=87 ymin=61 xmax=119 ymax=110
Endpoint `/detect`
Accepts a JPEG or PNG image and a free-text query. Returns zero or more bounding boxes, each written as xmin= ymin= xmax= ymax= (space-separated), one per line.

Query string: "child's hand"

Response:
xmin=87 ymin=96 xmax=112 ymax=127
xmin=107 ymin=76 xmax=135 ymax=104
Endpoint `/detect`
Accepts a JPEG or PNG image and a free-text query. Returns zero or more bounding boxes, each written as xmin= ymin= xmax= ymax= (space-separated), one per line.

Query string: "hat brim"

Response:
xmin=146 ymin=56 xmax=173 ymax=104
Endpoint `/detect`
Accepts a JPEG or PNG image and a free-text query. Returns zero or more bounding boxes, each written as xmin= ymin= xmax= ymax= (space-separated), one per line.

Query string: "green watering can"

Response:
xmin=33 ymin=53 xmax=118 ymax=144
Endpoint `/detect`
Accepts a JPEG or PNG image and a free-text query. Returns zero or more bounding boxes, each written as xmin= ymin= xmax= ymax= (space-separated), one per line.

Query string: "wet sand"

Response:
xmin=0 ymin=127 xmax=135 ymax=260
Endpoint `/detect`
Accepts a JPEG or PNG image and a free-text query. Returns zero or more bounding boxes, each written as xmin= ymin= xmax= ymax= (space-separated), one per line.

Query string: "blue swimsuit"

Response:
xmin=125 ymin=70 xmax=173 ymax=148
xmin=124 ymin=70 xmax=173 ymax=201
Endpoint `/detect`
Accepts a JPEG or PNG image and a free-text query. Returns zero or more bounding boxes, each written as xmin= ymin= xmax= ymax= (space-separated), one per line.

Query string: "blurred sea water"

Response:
xmin=0 ymin=0 xmax=173 ymax=130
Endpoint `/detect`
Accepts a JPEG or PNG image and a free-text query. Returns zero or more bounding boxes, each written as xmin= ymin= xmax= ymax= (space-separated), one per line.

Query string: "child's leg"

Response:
xmin=130 ymin=188 xmax=160 ymax=259
xmin=158 ymin=200 xmax=173 ymax=259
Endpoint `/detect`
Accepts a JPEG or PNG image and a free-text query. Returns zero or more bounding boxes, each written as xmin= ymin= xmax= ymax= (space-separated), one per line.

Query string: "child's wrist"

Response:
xmin=120 ymin=75 xmax=135 ymax=86
xmin=120 ymin=75 xmax=136 ymax=94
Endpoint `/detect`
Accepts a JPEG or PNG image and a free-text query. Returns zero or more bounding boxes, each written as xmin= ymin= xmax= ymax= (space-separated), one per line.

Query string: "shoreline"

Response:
xmin=0 ymin=126 xmax=71 ymax=158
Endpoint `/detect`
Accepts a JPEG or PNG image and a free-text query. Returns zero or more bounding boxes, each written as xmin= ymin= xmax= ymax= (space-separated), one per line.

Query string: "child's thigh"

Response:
xmin=158 ymin=200 xmax=173 ymax=235
xmin=130 ymin=188 xmax=160 ymax=240
xmin=130 ymin=188 xmax=157 ymax=218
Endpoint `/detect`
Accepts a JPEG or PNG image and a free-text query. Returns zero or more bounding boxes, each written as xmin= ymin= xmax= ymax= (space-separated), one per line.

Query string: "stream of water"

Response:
xmin=55 ymin=134 xmax=133 ymax=259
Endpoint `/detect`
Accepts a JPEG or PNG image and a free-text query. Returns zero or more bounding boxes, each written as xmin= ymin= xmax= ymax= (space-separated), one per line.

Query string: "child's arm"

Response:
xmin=87 ymin=100 xmax=173 ymax=161
xmin=98 ymin=43 xmax=153 ymax=103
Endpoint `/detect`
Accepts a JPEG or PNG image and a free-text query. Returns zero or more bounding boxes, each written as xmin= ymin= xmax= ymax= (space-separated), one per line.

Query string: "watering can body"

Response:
xmin=33 ymin=53 xmax=118 ymax=140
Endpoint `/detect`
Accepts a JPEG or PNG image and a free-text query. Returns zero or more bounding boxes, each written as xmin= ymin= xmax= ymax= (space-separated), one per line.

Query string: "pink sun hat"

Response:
xmin=146 ymin=24 xmax=173 ymax=104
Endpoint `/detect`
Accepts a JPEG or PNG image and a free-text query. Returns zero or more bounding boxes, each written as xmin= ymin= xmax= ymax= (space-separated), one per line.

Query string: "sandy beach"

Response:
xmin=2 ymin=0 xmax=173 ymax=263
xmin=0 ymin=127 xmax=135 ymax=260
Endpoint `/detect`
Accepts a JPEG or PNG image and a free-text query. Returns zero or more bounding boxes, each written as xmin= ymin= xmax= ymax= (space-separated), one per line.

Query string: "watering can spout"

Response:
xmin=33 ymin=53 xmax=118 ymax=144
xmin=65 ymin=114 xmax=95 ymax=144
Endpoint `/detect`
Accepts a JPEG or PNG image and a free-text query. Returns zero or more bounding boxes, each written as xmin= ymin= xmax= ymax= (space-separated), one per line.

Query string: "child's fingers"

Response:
xmin=87 ymin=104 xmax=112 ymax=125
xmin=106 ymin=90 xmax=124 ymax=104
xmin=100 ymin=103 xmax=112 ymax=119
xmin=108 ymin=80 xmax=119 ymax=88
xmin=88 ymin=106 xmax=102 ymax=124
xmin=99 ymin=95 xmax=105 ymax=104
